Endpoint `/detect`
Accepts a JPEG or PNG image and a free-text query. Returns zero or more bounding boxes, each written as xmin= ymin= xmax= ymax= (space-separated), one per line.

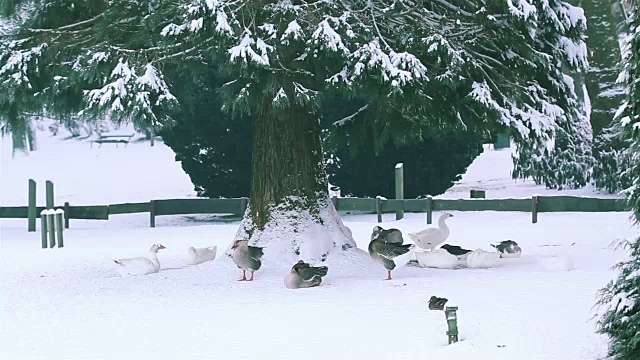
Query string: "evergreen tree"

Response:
xmin=0 ymin=1 xmax=590 ymax=261
xmin=596 ymin=1 xmax=640 ymax=358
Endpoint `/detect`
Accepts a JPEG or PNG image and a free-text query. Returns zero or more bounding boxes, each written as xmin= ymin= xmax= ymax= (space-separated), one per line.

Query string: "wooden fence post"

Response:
xmin=45 ymin=180 xmax=54 ymax=209
xmin=426 ymin=196 xmax=433 ymax=225
xmin=41 ymin=210 xmax=48 ymax=248
xmin=331 ymin=195 xmax=338 ymax=211
xmin=47 ymin=211 xmax=56 ymax=248
xmin=55 ymin=209 xmax=64 ymax=248
xmin=150 ymin=200 xmax=156 ymax=228
xmin=28 ymin=179 xmax=36 ymax=232
xmin=532 ymin=196 xmax=538 ymax=224
xmin=445 ymin=306 xmax=459 ymax=344
xmin=64 ymin=202 xmax=70 ymax=228
xmin=376 ymin=196 xmax=382 ymax=223
xmin=395 ymin=163 xmax=404 ymax=220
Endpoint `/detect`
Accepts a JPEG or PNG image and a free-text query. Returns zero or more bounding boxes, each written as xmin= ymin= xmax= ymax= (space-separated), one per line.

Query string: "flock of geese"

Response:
xmin=112 ymin=212 xmax=522 ymax=288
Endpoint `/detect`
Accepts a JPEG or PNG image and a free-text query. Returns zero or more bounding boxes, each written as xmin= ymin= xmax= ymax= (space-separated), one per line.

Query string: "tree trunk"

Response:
xmin=232 ymin=105 xmax=356 ymax=264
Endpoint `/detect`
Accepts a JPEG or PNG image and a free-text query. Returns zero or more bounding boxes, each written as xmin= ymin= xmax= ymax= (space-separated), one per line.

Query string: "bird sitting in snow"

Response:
xmin=408 ymin=213 xmax=453 ymax=251
xmin=186 ymin=245 xmax=217 ymax=265
xmin=113 ymin=244 xmax=166 ymax=276
xmin=368 ymin=226 xmax=415 ymax=280
xmin=465 ymin=248 xmax=500 ymax=269
xmin=440 ymin=244 xmax=473 ymax=260
xmin=428 ymin=296 xmax=449 ymax=310
xmin=491 ymin=240 xmax=522 ymax=258
xmin=231 ymin=240 xmax=264 ymax=281
xmin=284 ymin=260 xmax=329 ymax=289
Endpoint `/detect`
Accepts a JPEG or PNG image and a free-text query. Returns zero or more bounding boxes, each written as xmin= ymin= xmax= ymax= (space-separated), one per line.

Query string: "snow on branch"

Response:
xmin=0 ymin=43 xmax=47 ymax=88
xmin=84 ymin=60 xmax=176 ymax=124
xmin=281 ymin=20 xmax=302 ymax=45
xmin=350 ymin=39 xmax=428 ymax=86
xmin=229 ymin=31 xmax=273 ymax=66
xmin=558 ymin=37 xmax=588 ymax=69
xmin=311 ymin=19 xmax=349 ymax=53
xmin=333 ymin=104 xmax=369 ymax=127
xmin=507 ymin=0 xmax=537 ymax=20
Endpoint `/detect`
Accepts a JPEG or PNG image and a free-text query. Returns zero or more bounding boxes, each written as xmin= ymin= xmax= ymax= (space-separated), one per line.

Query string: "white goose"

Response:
xmin=186 ymin=245 xmax=217 ymax=265
xmin=408 ymin=213 xmax=453 ymax=251
xmin=114 ymin=244 xmax=166 ymax=276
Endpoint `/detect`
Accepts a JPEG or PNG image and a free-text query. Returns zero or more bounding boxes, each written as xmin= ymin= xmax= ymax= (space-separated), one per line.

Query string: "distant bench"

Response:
xmin=91 ymin=133 xmax=135 ymax=148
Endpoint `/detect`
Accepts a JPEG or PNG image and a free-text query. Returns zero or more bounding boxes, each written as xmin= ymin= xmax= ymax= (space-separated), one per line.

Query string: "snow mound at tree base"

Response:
xmin=227 ymin=196 xmax=357 ymax=266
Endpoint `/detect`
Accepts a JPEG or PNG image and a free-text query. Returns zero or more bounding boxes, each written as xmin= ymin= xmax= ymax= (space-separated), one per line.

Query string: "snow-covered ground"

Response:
xmin=1 ymin=122 xmax=635 ymax=359
xmin=0 ymin=122 xmax=196 ymax=206
xmin=440 ymin=144 xmax=618 ymax=199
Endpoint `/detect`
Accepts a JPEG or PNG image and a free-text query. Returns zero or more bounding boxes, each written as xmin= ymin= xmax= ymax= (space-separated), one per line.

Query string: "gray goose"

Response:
xmin=368 ymin=226 xmax=414 ymax=280
xmin=284 ymin=260 xmax=329 ymax=289
xmin=231 ymin=240 xmax=264 ymax=281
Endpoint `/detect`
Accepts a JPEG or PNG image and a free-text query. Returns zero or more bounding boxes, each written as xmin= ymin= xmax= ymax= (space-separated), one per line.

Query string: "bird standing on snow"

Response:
xmin=113 ymin=244 xmax=166 ymax=276
xmin=186 ymin=245 xmax=217 ymax=265
xmin=231 ymin=240 xmax=264 ymax=281
xmin=370 ymin=226 xmax=404 ymax=243
xmin=284 ymin=260 xmax=329 ymax=289
xmin=368 ymin=226 xmax=415 ymax=280
xmin=408 ymin=213 xmax=453 ymax=251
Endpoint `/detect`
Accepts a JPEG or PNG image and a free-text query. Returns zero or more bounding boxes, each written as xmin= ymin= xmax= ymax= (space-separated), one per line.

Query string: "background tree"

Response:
xmin=583 ymin=0 xmax=630 ymax=193
xmin=596 ymin=1 xmax=640 ymax=357
xmin=0 ymin=0 xmax=590 ymax=262
xmin=159 ymin=63 xmax=254 ymax=199
xmin=324 ymin=99 xmax=484 ymax=198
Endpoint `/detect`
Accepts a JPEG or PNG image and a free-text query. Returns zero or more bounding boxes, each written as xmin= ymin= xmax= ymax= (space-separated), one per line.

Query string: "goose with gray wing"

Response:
xmin=368 ymin=226 xmax=415 ymax=280
xmin=371 ymin=226 xmax=404 ymax=243
xmin=284 ymin=260 xmax=329 ymax=289
xmin=232 ymin=240 xmax=264 ymax=281
xmin=491 ymin=240 xmax=522 ymax=258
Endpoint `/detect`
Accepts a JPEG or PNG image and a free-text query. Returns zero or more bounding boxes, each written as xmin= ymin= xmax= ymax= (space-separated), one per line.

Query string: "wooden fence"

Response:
xmin=0 ymin=195 xmax=629 ymax=230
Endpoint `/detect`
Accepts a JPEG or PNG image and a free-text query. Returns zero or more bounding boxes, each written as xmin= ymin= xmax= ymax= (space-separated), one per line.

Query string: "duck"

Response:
xmin=370 ymin=225 xmax=404 ymax=243
xmin=408 ymin=213 xmax=453 ymax=251
xmin=440 ymin=244 xmax=473 ymax=261
xmin=113 ymin=244 xmax=166 ymax=276
xmin=284 ymin=260 xmax=329 ymax=289
xmin=186 ymin=245 xmax=218 ymax=265
xmin=368 ymin=226 xmax=415 ymax=280
xmin=415 ymin=249 xmax=459 ymax=269
xmin=491 ymin=240 xmax=522 ymax=258
xmin=465 ymin=248 xmax=500 ymax=269
xmin=428 ymin=296 xmax=449 ymax=310
xmin=231 ymin=240 xmax=264 ymax=281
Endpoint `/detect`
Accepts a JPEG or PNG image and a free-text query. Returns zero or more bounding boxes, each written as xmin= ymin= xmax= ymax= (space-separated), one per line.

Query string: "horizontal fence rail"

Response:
xmin=0 ymin=195 xmax=629 ymax=229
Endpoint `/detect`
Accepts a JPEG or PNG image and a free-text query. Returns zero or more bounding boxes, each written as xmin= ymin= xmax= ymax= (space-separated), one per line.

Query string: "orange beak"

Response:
xmin=158 ymin=244 xmax=166 ymax=249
